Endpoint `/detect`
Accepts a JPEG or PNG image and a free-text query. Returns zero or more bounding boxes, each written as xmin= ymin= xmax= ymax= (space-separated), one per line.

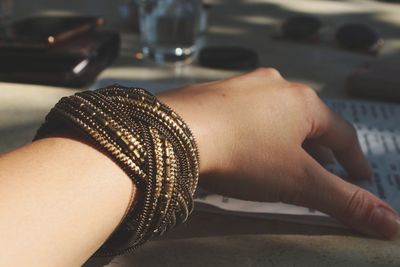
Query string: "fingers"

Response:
xmin=293 ymin=153 xmax=399 ymax=239
xmin=302 ymin=141 xmax=335 ymax=165
xmin=307 ymin=97 xmax=372 ymax=180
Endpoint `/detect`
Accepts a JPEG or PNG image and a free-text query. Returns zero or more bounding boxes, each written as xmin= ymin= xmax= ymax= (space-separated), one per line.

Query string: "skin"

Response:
xmin=0 ymin=69 xmax=397 ymax=266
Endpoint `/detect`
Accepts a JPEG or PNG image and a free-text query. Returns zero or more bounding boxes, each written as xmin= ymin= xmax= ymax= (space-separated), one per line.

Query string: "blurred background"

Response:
xmin=1 ymin=0 xmax=400 ymax=95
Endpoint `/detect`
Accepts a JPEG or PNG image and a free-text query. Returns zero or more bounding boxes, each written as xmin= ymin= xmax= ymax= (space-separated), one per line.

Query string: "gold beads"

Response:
xmin=33 ymin=85 xmax=199 ymax=257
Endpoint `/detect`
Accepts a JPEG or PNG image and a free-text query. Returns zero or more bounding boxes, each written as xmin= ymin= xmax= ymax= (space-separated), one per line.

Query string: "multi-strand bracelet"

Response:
xmin=33 ymin=85 xmax=200 ymax=256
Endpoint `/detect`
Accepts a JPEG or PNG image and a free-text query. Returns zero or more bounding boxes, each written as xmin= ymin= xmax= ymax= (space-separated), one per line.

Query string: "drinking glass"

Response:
xmin=139 ymin=0 xmax=202 ymax=63
xmin=0 ymin=0 xmax=12 ymax=25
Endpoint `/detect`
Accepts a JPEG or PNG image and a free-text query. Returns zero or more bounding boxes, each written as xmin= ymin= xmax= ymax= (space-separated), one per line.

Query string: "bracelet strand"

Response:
xmin=33 ymin=85 xmax=200 ymax=256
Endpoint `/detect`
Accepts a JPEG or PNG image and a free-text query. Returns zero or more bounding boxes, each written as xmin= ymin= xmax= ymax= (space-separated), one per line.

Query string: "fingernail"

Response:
xmin=369 ymin=207 xmax=400 ymax=239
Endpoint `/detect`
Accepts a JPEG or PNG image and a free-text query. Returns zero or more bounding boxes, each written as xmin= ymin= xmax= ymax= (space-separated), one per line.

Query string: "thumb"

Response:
xmin=294 ymin=153 xmax=400 ymax=239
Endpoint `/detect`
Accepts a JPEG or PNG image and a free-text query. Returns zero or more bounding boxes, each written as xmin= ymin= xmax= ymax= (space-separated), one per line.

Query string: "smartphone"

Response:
xmin=0 ymin=16 xmax=104 ymax=48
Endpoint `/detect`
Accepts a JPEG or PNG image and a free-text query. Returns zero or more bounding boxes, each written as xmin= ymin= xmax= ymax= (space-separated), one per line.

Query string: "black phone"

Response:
xmin=0 ymin=16 xmax=104 ymax=49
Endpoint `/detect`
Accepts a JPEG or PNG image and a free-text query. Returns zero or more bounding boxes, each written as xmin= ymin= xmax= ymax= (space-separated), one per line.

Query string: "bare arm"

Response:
xmin=0 ymin=134 xmax=135 ymax=266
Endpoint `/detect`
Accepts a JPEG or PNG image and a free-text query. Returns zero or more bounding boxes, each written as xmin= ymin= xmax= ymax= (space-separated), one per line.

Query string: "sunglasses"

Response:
xmin=277 ymin=16 xmax=384 ymax=55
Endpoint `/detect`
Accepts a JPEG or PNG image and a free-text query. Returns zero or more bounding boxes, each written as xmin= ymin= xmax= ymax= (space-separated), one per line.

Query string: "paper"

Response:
xmin=194 ymin=98 xmax=400 ymax=226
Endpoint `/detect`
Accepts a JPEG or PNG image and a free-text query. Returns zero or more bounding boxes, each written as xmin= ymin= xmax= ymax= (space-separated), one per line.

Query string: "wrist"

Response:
xmin=157 ymin=89 xmax=227 ymax=176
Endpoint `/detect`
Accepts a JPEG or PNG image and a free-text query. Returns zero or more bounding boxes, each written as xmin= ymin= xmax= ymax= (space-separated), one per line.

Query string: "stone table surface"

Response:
xmin=1 ymin=0 xmax=400 ymax=266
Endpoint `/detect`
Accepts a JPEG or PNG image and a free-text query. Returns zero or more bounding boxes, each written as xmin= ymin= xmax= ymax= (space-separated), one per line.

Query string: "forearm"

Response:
xmin=0 ymin=135 xmax=135 ymax=266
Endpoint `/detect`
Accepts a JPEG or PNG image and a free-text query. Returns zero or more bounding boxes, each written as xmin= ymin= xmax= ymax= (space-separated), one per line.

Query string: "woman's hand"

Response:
xmin=158 ymin=68 xmax=399 ymax=239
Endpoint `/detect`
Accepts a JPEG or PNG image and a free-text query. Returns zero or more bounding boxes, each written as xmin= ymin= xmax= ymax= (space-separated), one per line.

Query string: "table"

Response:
xmin=2 ymin=0 xmax=400 ymax=266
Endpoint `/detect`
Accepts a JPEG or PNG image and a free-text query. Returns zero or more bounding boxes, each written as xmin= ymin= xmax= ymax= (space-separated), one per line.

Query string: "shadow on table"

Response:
xmin=84 ymin=211 xmax=371 ymax=267
xmin=108 ymin=234 xmax=398 ymax=267
xmin=85 ymin=232 xmax=394 ymax=267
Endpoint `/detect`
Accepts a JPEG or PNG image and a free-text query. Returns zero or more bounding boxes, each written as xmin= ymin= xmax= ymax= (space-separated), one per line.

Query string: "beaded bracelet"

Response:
xmin=33 ymin=85 xmax=200 ymax=256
